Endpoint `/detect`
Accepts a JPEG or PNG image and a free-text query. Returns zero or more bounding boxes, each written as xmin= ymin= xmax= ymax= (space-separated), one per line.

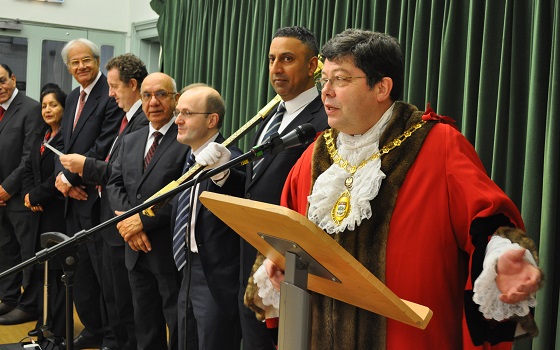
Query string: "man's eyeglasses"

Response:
xmin=315 ymin=76 xmax=367 ymax=89
xmin=141 ymin=90 xmax=177 ymax=102
xmin=67 ymin=57 xmax=95 ymax=69
xmin=175 ymin=110 xmax=213 ymax=118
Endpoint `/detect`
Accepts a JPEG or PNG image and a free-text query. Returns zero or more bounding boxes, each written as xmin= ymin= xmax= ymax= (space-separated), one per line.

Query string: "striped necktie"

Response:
xmin=144 ymin=131 xmax=162 ymax=170
xmin=172 ymin=153 xmax=197 ymax=270
xmin=252 ymin=102 xmax=285 ymax=178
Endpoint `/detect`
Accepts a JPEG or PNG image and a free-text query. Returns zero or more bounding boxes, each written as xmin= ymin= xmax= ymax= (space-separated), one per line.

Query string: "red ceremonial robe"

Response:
xmin=280 ymin=104 xmax=524 ymax=349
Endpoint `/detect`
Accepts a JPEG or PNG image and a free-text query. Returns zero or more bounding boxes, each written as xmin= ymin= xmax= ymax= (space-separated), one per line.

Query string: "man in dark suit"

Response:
xmin=0 ymin=63 xmax=42 ymax=325
xmin=59 ymin=53 xmax=149 ymax=350
xmin=195 ymin=26 xmax=329 ymax=349
xmin=107 ymin=72 xmax=188 ymax=350
xmin=54 ymin=38 xmax=122 ymax=349
xmin=171 ymin=84 xmax=243 ymax=350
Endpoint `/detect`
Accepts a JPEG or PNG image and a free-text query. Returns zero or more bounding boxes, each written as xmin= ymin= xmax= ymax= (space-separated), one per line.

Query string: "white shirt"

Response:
xmin=144 ymin=116 xmax=176 ymax=156
xmin=0 ymin=87 xmax=18 ymax=110
xmin=256 ymin=86 xmax=319 ymax=144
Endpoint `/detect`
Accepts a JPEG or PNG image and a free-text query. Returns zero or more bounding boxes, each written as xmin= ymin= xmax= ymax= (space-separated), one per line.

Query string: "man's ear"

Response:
xmin=129 ymin=78 xmax=138 ymax=91
xmin=208 ymin=113 xmax=219 ymax=129
xmin=308 ymin=56 xmax=319 ymax=77
xmin=376 ymin=77 xmax=393 ymax=102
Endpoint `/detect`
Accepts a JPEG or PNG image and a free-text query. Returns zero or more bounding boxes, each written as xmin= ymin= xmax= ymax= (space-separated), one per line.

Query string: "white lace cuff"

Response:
xmin=254 ymin=259 xmax=280 ymax=310
xmin=473 ymin=235 xmax=537 ymax=321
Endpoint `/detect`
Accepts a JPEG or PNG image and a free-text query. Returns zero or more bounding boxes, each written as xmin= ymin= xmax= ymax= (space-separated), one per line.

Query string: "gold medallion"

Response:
xmin=332 ymin=190 xmax=351 ymax=225
xmin=323 ymin=121 xmax=425 ymax=226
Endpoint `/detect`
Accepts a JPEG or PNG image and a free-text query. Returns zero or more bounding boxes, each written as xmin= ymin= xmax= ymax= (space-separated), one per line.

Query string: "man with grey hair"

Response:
xmin=54 ymin=38 xmax=122 ymax=349
xmin=59 ymin=53 xmax=149 ymax=349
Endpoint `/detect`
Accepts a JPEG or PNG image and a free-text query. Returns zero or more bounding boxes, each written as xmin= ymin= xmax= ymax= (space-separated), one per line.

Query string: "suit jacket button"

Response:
xmin=245 ymin=193 xmax=251 ymax=199
xmin=136 ymin=194 xmax=142 ymax=199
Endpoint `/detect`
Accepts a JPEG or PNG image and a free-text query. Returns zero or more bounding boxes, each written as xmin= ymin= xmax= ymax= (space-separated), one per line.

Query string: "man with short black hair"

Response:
xmin=195 ymin=26 xmax=329 ymax=349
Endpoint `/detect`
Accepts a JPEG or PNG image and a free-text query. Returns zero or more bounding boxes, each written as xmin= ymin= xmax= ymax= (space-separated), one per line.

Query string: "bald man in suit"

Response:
xmin=107 ymin=72 xmax=188 ymax=350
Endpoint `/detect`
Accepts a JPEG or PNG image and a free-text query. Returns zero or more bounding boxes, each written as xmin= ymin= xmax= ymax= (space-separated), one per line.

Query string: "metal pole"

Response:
xmin=278 ymin=251 xmax=311 ymax=350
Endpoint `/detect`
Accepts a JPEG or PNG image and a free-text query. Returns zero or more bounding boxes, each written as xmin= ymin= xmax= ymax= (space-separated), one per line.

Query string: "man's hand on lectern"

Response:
xmin=265 ymin=259 xmax=285 ymax=291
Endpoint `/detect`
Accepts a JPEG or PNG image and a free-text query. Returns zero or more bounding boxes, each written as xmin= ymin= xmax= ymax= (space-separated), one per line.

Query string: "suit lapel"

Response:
xmin=249 ymin=95 xmax=323 ymax=185
xmin=68 ymin=75 xmax=107 ymax=148
xmin=142 ymin=123 xmax=178 ymax=178
xmin=0 ymin=93 xmax=22 ymax=133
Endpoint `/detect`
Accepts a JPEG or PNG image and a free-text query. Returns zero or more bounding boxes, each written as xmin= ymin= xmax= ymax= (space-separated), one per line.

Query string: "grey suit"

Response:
xmin=107 ymin=123 xmax=189 ymax=350
xmin=0 ymin=91 xmax=41 ymax=314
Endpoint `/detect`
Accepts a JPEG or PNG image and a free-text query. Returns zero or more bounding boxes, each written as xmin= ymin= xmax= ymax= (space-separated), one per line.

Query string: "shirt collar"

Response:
xmin=149 ymin=116 xmax=176 ymax=137
xmin=0 ymin=88 xmax=19 ymax=110
xmin=192 ymin=132 xmax=219 ymax=156
xmin=126 ymin=99 xmax=142 ymax=121
xmin=283 ymin=86 xmax=319 ymax=115
xmin=80 ymin=71 xmax=102 ymax=96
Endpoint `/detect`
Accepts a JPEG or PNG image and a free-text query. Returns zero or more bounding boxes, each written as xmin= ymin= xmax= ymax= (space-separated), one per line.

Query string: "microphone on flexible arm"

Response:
xmin=250 ymin=123 xmax=317 ymax=160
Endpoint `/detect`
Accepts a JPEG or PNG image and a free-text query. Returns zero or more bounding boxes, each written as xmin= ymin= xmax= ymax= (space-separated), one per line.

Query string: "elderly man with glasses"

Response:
xmin=107 ymin=72 xmax=189 ymax=350
xmin=53 ymin=38 xmax=122 ymax=350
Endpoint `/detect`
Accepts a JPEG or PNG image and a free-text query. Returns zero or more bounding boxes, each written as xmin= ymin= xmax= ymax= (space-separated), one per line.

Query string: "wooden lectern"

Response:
xmin=199 ymin=192 xmax=432 ymax=349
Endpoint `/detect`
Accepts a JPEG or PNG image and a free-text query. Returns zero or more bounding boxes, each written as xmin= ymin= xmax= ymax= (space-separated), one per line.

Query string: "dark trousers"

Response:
xmin=102 ymin=241 xmax=136 ymax=350
xmin=66 ymin=201 xmax=112 ymax=345
xmin=0 ymin=207 xmax=39 ymax=314
xmin=238 ymin=285 xmax=276 ymax=350
xmin=129 ymin=254 xmax=180 ymax=350
xmin=178 ymin=254 xmax=241 ymax=350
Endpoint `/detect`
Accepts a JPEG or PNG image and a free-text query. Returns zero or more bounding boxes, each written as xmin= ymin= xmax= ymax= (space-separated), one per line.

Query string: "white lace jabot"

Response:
xmin=307 ymin=105 xmax=394 ymax=234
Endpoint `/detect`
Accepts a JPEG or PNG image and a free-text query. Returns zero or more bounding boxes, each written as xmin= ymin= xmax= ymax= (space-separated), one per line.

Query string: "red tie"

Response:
xmin=104 ymin=116 xmax=129 ymax=162
xmin=118 ymin=115 xmax=129 ymax=134
xmin=144 ymin=131 xmax=163 ymax=170
xmin=0 ymin=106 xmax=5 ymax=122
xmin=73 ymin=90 xmax=87 ymax=130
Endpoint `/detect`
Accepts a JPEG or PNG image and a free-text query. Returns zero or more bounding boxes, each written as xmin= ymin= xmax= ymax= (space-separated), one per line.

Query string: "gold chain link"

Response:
xmin=324 ymin=121 xmax=426 ymax=175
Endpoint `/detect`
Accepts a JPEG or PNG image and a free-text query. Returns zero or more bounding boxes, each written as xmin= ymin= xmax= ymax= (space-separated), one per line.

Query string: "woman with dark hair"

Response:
xmin=22 ymin=83 xmax=67 ymax=339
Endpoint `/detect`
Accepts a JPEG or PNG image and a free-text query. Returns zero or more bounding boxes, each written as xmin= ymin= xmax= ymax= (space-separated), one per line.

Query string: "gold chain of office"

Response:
xmin=323 ymin=120 xmax=426 ymax=225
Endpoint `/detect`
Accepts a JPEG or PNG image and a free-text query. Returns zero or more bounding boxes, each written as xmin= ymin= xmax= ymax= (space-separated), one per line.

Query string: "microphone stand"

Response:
xmin=0 ymin=134 xmax=287 ymax=349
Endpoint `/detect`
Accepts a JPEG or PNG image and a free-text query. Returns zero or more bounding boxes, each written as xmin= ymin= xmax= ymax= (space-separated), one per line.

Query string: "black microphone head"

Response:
xmin=267 ymin=123 xmax=318 ymax=155
xmin=296 ymin=123 xmax=317 ymax=145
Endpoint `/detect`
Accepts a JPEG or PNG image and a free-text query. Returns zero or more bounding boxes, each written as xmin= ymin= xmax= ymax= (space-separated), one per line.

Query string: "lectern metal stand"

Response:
xmin=278 ymin=251 xmax=311 ymax=350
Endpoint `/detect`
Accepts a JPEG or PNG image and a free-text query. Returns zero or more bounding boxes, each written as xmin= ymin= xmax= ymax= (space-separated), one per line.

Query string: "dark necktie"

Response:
xmin=0 ymin=106 xmax=5 ymax=123
xmin=172 ymin=153 xmax=197 ymax=270
xmin=252 ymin=102 xmax=286 ymax=178
xmin=144 ymin=131 xmax=163 ymax=170
xmin=73 ymin=90 xmax=87 ymax=130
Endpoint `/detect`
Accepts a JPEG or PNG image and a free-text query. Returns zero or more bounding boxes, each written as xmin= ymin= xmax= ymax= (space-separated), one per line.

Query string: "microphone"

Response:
xmin=251 ymin=123 xmax=317 ymax=157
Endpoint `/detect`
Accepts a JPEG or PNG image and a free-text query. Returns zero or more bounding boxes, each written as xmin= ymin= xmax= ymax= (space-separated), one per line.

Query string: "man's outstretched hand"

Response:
xmin=496 ymin=248 xmax=541 ymax=304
